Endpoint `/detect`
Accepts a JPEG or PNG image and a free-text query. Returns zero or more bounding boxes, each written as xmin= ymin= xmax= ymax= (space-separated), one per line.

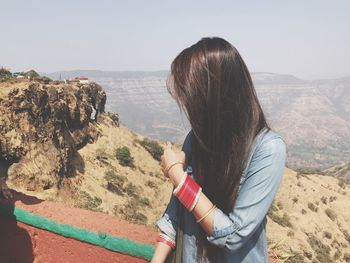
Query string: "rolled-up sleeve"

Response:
xmin=156 ymin=193 xmax=180 ymax=241
xmin=207 ymin=135 xmax=287 ymax=252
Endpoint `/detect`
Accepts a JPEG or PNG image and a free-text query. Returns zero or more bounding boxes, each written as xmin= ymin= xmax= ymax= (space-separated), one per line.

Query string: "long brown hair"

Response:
xmin=167 ymin=37 xmax=270 ymax=261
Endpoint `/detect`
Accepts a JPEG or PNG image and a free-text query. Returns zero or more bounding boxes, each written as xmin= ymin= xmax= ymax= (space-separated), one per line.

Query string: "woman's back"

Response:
xmin=157 ymin=128 xmax=286 ymax=262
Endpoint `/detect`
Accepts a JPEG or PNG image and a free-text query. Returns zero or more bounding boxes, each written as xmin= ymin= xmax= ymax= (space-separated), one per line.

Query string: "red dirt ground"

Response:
xmin=0 ymin=191 xmax=280 ymax=263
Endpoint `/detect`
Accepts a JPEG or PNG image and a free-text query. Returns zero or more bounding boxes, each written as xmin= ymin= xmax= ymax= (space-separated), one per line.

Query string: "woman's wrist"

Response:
xmin=168 ymin=165 xmax=185 ymax=186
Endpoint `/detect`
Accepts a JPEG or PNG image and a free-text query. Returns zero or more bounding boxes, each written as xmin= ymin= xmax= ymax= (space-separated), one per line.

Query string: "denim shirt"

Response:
xmin=156 ymin=128 xmax=287 ymax=262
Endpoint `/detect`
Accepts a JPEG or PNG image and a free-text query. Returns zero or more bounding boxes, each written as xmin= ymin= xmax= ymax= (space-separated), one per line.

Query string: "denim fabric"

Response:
xmin=157 ymin=128 xmax=287 ymax=262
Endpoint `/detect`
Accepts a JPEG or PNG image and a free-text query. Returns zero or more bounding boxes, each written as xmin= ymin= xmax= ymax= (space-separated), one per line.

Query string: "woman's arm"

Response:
xmin=164 ymin=133 xmax=286 ymax=251
xmin=150 ymin=242 xmax=172 ymax=263
xmin=168 ymin=161 xmax=215 ymax=235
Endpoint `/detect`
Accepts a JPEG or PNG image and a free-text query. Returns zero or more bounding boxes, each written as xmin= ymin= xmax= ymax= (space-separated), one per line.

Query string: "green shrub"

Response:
xmin=137 ymin=138 xmax=164 ymax=161
xmin=115 ymin=146 xmax=135 ymax=167
xmin=325 ymin=208 xmax=337 ymax=221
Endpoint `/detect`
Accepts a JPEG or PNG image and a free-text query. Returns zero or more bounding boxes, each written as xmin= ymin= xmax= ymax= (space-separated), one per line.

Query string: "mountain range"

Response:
xmin=44 ymin=70 xmax=350 ymax=169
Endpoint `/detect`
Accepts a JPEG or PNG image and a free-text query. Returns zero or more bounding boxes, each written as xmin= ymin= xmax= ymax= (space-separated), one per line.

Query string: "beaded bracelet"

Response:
xmin=156 ymin=233 xmax=176 ymax=249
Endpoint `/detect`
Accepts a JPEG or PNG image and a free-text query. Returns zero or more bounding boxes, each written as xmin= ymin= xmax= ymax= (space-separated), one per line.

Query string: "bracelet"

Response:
xmin=174 ymin=174 xmax=201 ymax=210
xmin=196 ymin=205 xmax=216 ymax=224
xmin=173 ymin=171 xmax=187 ymax=195
xmin=165 ymin=162 xmax=184 ymax=177
xmin=156 ymin=233 xmax=176 ymax=249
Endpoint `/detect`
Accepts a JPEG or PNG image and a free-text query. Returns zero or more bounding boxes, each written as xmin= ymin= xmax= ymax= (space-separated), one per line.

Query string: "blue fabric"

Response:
xmin=156 ymin=128 xmax=287 ymax=262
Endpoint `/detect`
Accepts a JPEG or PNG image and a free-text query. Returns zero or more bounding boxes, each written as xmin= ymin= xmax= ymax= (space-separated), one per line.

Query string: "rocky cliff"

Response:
xmin=0 ymin=78 xmax=113 ymax=192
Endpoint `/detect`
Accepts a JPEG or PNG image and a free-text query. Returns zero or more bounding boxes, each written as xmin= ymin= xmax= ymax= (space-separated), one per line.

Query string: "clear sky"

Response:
xmin=1 ymin=0 xmax=349 ymax=79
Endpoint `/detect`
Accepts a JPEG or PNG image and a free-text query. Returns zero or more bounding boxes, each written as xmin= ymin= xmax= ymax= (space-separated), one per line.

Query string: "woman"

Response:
xmin=152 ymin=37 xmax=286 ymax=263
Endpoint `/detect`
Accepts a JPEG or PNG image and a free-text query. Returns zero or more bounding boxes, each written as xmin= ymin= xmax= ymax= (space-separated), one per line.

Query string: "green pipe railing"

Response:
xmin=0 ymin=203 xmax=155 ymax=261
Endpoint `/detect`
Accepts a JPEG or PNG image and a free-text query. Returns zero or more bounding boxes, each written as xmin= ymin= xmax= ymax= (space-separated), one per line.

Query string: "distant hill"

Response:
xmin=44 ymin=70 xmax=350 ymax=170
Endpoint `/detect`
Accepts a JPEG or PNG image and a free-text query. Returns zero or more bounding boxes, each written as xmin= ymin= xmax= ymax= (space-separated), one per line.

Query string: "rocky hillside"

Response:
xmin=45 ymin=70 xmax=350 ymax=170
xmin=1 ymin=75 xmax=350 ymax=262
xmin=0 ymin=76 xmax=172 ymax=226
xmin=267 ymin=168 xmax=350 ymax=262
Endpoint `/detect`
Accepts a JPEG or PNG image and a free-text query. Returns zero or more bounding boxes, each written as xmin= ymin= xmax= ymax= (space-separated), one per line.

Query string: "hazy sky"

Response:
xmin=1 ymin=0 xmax=349 ymax=79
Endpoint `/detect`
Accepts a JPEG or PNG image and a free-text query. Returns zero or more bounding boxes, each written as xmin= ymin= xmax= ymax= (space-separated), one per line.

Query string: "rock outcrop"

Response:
xmin=0 ymin=79 xmax=116 ymax=192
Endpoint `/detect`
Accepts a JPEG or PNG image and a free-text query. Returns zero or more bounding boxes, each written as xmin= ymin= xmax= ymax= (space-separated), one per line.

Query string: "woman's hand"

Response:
xmin=160 ymin=142 xmax=186 ymax=184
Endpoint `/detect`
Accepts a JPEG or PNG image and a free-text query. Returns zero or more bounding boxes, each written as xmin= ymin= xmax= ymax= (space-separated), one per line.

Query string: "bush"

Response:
xmin=344 ymin=253 xmax=350 ymax=263
xmin=292 ymin=197 xmax=298 ymax=204
xmin=115 ymin=146 xmax=135 ymax=167
xmin=76 ymin=191 xmax=103 ymax=212
xmin=137 ymin=138 xmax=164 ymax=161
xmin=321 ymin=196 xmax=327 ymax=205
xmin=115 ymin=198 xmax=148 ymax=225
xmin=343 ymin=230 xmax=350 ymax=245
xmin=325 ymin=208 xmax=337 ymax=221
xmin=146 ymin=180 xmax=157 ymax=189
xmin=105 ymin=170 xmax=127 ymax=195
xmin=105 ymin=170 xmax=126 ymax=183
xmin=268 ymin=212 xmax=293 ymax=228
xmin=125 ymin=182 xmax=139 ymax=198
xmin=308 ymin=202 xmax=318 ymax=212
xmin=285 ymin=253 xmax=305 ymax=263
xmin=307 ymin=233 xmax=332 ymax=263
xmin=333 ymin=250 xmax=342 ymax=260
xmin=139 ymin=197 xmax=151 ymax=207
xmin=301 ymin=209 xmax=307 ymax=214
xmin=329 ymin=196 xmax=337 ymax=202
xmin=0 ymin=67 xmax=12 ymax=81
